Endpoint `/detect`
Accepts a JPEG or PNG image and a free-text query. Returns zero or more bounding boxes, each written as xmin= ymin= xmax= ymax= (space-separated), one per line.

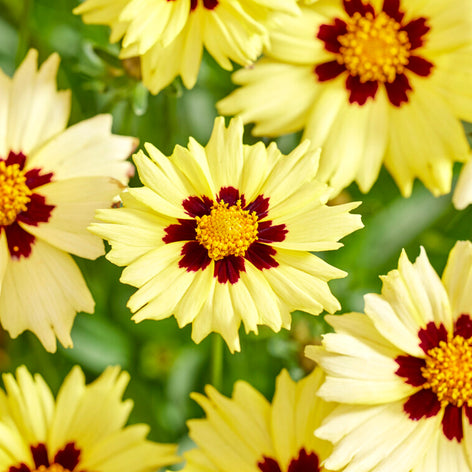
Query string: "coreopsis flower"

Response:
xmin=182 ymin=368 xmax=334 ymax=472
xmin=0 ymin=49 xmax=136 ymax=352
xmin=218 ymin=0 xmax=472 ymax=197
xmin=73 ymin=0 xmax=300 ymax=95
xmin=306 ymin=241 xmax=472 ymax=472
xmin=90 ymin=117 xmax=363 ymax=352
xmin=1 ymin=365 xmax=179 ymax=472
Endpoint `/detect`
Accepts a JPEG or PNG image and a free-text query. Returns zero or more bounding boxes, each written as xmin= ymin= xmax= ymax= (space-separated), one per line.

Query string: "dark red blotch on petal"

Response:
xmin=346 ymin=75 xmax=379 ymax=105
xmin=317 ymin=19 xmax=347 ymax=53
xmin=163 ymin=219 xmax=197 ymax=243
xmin=245 ymin=243 xmax=279 ymax=271
xmin=382 ymin=0 xmax=404 ymax=23
xmin=258 ymin=457 xmax=282 ymax=472
xmin=54 ymin=443 xmax=81 ymax=471
xmin=343 ymin=0 xmax=375 ymax=17
xmin=418 ymin=322 xmax=448 ymax=354
xmin=217 ymin=186 xmax=245 ymax=207
xmin=395 ymin=355 xmax=426 ymax=387
xmin=406 ymin=56 xmax=433 ymax=77
xmin=190 ymin=0 xmax=218 ymax=11
xmin=403 ymin=388 xmax=441 ymax=420
xmin=257 ymin=221 xmax=287 ymax=244
xmin=245 ymin=194 xmax=269 ymax=219
xmin=182 ymin=195 xmax=213 ymax=218
xmin=179 ymin=241 xmax=212 ymax=272
xmin=401 ymin=18 xmax=430 ymax=50
xmin=258 ymin=449 xmax=320 ymax=472
xmin=214 ymin=256 xmax=245 ymax=284
xmin=315 ymin=61 xmax=346 ymax=82
xmin=454 ymin=314 xmax=472 ymax=339
xmin=442 ymin=404 xmax=464 ymax=442
xmin=32 ymin=444 xmax=49 ymax=468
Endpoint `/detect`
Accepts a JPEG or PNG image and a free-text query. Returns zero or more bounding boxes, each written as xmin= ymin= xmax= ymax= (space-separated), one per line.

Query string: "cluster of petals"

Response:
xmin=181 ymin=367 xmax=333 ymax=472
xmin=0 ymin=365 xmax=178 ymax=472
xmin=74 ymin=0 xmax=300 ymax=95
xmin=218 ymin=0 xmax=472 ymax=198
xmin=0 ymin=50 xmax=136 ymax=352
xmin=307 ymin=241 xmax=472 ymax=471
xmin=90 ymin=116 xmax=363 ymax=352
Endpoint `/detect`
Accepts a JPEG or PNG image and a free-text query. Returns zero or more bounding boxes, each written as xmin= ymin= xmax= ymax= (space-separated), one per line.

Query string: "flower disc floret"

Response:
xmin=0 ymin=161 xmax=32 ymax=226
xmin=195 ymin=200 xmax=258 ymax=260
xmin=338 ymin=11 xmax=411 ymax=83
xmin=421 ymin=335 xmax=472 ymax=408
xmin=34 ymin=466 xmax=70 ymax=472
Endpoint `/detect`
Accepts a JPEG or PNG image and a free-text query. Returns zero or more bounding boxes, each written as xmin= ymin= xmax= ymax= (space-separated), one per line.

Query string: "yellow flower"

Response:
xmin=306 ymin=241 xmax=472 ymax=472
xmin=182 ymin=368 xmax=334 ymax=472
xmin=218 ymin=0 xmax=472 ymax=197
xmin=90 ymin=117 xmax=363 ymax=352
xmin=0 ymin=365 xmax=179 ymax=472
xmin=453 ymin=150 xmax=472 ymax=209
xmin=74 ymin=0 xmax=300 ymax=95
xmin=0 ymin=49 xmax=137 ymax=352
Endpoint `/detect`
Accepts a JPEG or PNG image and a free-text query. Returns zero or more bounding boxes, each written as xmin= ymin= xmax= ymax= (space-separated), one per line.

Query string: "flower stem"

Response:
xmin=211 ymin=334 xmax=223 ymax=391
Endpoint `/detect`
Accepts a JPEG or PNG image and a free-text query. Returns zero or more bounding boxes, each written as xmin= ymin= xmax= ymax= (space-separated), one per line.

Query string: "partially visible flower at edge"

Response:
xmin=218 ymin=0 xmax=472 ymax=198
xmin=0 ymin=49 xmax=136 ymax=352
xmin=73 ymin=0 xmax=300 ymax=95
xmin=90 ymin=116 xmax=363 ymax=352
xmin=0 ymin=365 xmax=179 ymax=472
xmin=181 ymin=367 xmax=335 ymax=472
xmin=306 ymin=241 xmax=472 ymax=472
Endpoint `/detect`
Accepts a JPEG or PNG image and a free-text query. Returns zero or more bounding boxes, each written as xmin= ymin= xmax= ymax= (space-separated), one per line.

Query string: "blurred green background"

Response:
xmin=1 ymin=0 xmax=471 ymax=451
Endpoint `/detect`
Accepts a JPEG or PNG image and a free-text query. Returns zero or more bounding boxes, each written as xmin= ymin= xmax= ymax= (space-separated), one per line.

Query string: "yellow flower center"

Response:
xmin=195 ymin=200 xmax=258 ymax=261
xmin=0 ymin=161 xmax=32 ymax=226
xmin=421 ymin=335 xmax=472 ymax=408
xmin=338 ymin=11 xmax=411 ymax=83
xmin=34 ymin=465 xmax=71 ymax=472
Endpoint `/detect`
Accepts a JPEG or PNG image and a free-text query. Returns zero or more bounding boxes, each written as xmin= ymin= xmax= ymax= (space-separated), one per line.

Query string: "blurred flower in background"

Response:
xmin=73 ymin=0 xmax=300 ymax=94
xmin=218 ymin=0 xmax=472 ymax=198
xmin=182 ymin=367 xmax=334 ymax=472
xmin=307 ymin=241 xmax=472 ymax=471
xmin=0 ymin=365 xmax=179 ymax=472
xmin=0 ymin=49 xmax=136 ymax=352
xmin=90 ymin=117 xmax=363 ymax=352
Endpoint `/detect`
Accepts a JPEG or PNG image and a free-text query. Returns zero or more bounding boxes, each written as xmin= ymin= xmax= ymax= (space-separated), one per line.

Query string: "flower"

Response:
xmin=306 ymin=241 xmax=472 ymax=471
xmin=218 ymin=0 xmax=472 ymax=197
xmin=74 ymin=0 xmax=300 ymax=95
xmin=90 ymin=117 xmax=363 ymax=352
xmin=181 ymin=367 xmax=334 ymax=472
xmin=1 ymin=365 xmax=179 ymax=472
xmin=0 ymin=49 xmax=136 ymax=352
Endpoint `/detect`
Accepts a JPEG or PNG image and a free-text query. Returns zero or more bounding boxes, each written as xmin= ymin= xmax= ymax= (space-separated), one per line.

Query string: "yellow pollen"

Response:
xmin=0 ymin=161 xmax=32 ymax=226
xmin=337 ymin=11 xmax=411 ymax=83
xmin=195 ymin=200 xmax=258 ymax=261
xmin=421 ymin=335 xmax=472 ymax=408
xmin=34 ymin=465 xmax=71 ymax=472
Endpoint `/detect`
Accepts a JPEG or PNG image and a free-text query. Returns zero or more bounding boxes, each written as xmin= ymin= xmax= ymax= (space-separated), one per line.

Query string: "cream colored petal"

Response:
xmin=453 ymin=154 xmax=472 ymax=210
xmin=240 ymin=141 xmax=270 ymax=205
xmin=7 ymin=50 xmax=70 ymax=155
xmin=24 ymin=176 xmax=123 ymax=259
xmin=127 ymin=187 xmax=188 ymax=219
xmin=385 ymin=82 xmax=469 ymax=197
xmin=319 ymin=402 xmax=439 ymax=472
xmin=270 ymin=370 xmax=297 ymax=470
xmin=0 ymin=240 xmax=94 ymax=352
xmin=228 ymin=278 xmax=259 ymax=334
xmin=0 ymin=231 xmax=9 ymax=294
xmin=217 ymin=62 xmax=318 ymax=137
xmin=204 ymin=117 xmax=245 ymax=191
xmin=273 ymin=201 xmax=363 ymax=251
xmin=414 ymin=429 xmax=472 ymax=472
xmin=120 ymin=242 xmax=182 ymax=288
xmin=136 ymin=146 xmax=195 ymax=204
xmin=28 ymin=114 xmax=136 ymax=184
xmin=128 ymin=261 xmax=194 ymax=320
xmin=2 ymin=366 xmax=54 ymax=446
xmin=174 ymin=267 xmax=214 ymax=328
xmin=91 ymin=204 xmax=170 ymax=266
xmin=442 ymin=240 xmax=472 ymax=322
xmin=0 ymin=421 xmax=33 ymax=471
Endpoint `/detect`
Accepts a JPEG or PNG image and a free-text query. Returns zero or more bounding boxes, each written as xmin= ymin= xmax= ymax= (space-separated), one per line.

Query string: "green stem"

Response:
xmin=211 ymin=334 xmax=224 ymax=391
xmin=15 ymin=0 xmax=32 ymax=66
